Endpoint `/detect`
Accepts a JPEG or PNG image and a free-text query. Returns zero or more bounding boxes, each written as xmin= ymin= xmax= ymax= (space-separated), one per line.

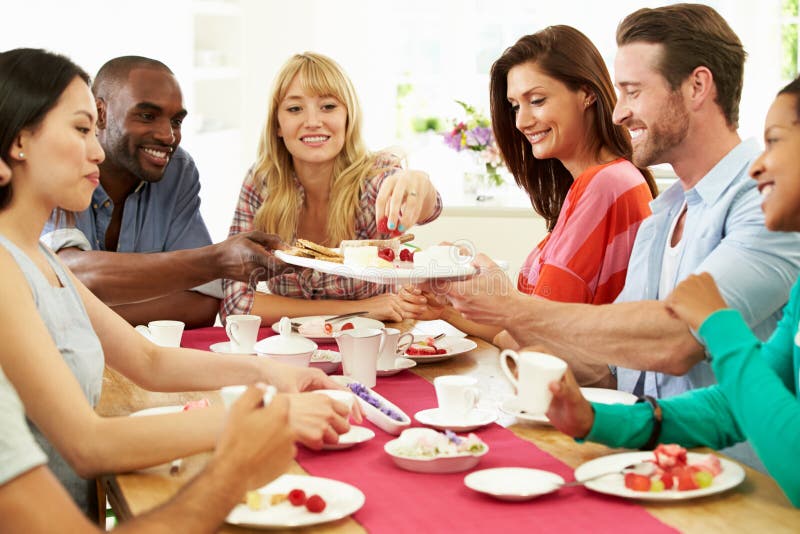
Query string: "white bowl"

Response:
xmin=329 ymin=375 xmax=411 ymax=435
xmin=384 ymin=439 xmax=489 ymax=474
xmin=309 ymin=349 xmax=341 ymax=374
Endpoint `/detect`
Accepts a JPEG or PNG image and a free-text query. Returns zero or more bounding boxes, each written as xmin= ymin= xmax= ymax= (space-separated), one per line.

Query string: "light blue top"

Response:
xmin=0 ymin=367 xmax=47 ymax=486
xmin=41 ymin=147 xmax=212 ymax=254
xmin=0 ymin=235 xmax=105 ymax=516
xmin=615 ymin=139 xmax=800 ymax=397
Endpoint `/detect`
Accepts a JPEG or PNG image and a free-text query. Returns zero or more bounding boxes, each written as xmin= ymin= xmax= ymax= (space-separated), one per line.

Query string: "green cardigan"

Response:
xmin=586 ymin=280 xmax=800 ymax=507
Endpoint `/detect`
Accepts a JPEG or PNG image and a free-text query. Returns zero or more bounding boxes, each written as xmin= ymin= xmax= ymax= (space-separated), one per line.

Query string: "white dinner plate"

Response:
xmin=321 ymin=425 xmax=375 ymax=450
xmin=376 ymin=357 xmax=417 ymax=377
xmin=574 ymin=451 xmax=745 ymax=501
xmin=464 ymin=467 xmax=564 ymax=501
xmin=414 ymin=408 xmax=497 ymax=432
xmin=404 ymin=336 xmax=478 ymax=363
xmin=271 ymin=315 xmax=385 ymax=343
xmin=226 ymin=474 xmax=365 ymax=529
xmin=209 ymin=341 xmax=256 ymax=355
xmin=275 ymin=250 xmax=477 ymax=285
xmin=501 ymin=388 xmax=637 ymax=425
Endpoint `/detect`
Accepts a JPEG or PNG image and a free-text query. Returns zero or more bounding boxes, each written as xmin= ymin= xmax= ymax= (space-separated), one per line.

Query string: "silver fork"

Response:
xmin=559 ymin=461 xmax=653 ymax=488
xmin=290 ymin=311 xmax=368 ymax=329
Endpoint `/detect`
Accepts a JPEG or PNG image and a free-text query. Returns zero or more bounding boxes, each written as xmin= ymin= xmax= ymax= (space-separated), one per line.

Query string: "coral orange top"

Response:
xmin=517 ymin=158 xmax=653 ymax=304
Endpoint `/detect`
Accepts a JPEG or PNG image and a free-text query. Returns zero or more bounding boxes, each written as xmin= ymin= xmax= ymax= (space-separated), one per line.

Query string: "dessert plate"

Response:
xmin=404 ymin=336 xmax=478 ymax=364
xmin=209 ymin=341 xmax=256 ymax=355
xmin=501 ymin=388 xmax=637 ymax=425
xmin=309 ymin=349 xmax=342 ymax=374
xmin=414 ymin=408 xmax=497 ymax=432
xmin=271 ymin=315 xmax=385 ymax=343
xmin=376 ymin=357 xmax=416 ymax=377
xmin=464 ymin=467 xmax=564 ymax=501
xmin=574 ymin=451 xmax=745 ymax=501
xmin=275 ymin=250 xmax=477 ymax=285
xmin=226 ymin=474 xmax=365 ymax=529
xmin=321 ymin=425 xmax=375 ymax=450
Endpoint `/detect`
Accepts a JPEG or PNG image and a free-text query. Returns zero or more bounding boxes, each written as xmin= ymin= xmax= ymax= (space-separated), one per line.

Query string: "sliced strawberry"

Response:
xmin=659 ymin=471 xmax=674 ymax=490
xmin=378 ymin=247 xmax=395 ymax=262
xmin=677 ymin=469 xmax=699 ymax=491
xmin=654 ymin=443 xmax=687 ymax=469
xmin=323 ymin=323 xmax=333 ymax=335
xmin=399 ymin=248 xmax=413 ymax=262
xmin=692 ymin=454 xmax=722 ymax=477
xmin=377 ymin=216 xmax=402 ymax=237
xmin=305 ymin=494 xmax=326 ymax=513
xmin=182 ymin=398 xmax=210 ymax=411
xmin=624 ymin=473 xmax=651 ymax=492
xmin=340 ymin=322 xmax=355 ymax=331
xmin=435 ymin=348 xmax=447 ymax=355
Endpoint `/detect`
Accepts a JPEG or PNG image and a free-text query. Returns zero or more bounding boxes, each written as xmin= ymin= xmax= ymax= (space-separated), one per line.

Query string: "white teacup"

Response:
xmin=433 ymin=375 xmax=481 ymax=420
xmin=225 ymin=314 xmax=261 ymax=353
xmin=377 ymin=328 xmax=414 ymax=370
xmin=135 ymin=320 xmax=184 ymax=347
xmin=220 ymin=384 xmax=277 ymax=410
xmin=500 ymin=350 xmax=567 ymax=415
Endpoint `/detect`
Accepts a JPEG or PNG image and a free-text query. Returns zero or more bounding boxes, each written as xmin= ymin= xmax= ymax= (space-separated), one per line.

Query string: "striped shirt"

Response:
xmin=517 ymin=158 xmax=653 ymax=304
xmin=221 ymin=153 xmax=442 ymax=320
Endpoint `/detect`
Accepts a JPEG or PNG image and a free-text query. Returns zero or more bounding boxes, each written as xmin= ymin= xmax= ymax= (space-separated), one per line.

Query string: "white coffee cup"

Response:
xmin=334 ymin=328 xmax=383 ymax=388
xmin=377 ymin=328 xmax=414 ymax=370
xmin=433 ymin=375 xmax=481 ymax=420
xmin=135 ymin=320 xmax=184 ymax=347
xmin=500 ymin=350 xmax=567 ymax=415
xmin=225 ymin=314 xmax=261 ymax=353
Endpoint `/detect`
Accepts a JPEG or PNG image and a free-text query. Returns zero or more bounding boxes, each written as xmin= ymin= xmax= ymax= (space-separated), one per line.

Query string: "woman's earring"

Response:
xmin=18 ymin=152 xmax=25 ymax=159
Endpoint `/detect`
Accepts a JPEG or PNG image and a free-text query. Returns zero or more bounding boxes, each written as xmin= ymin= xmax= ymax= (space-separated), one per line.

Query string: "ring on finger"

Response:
xmin=407 ymin=190 xmax=418 ymax=197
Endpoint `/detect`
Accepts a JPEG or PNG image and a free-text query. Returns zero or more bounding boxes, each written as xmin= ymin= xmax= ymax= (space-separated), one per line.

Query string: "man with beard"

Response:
xmin=41 ymin=56 xmax=287 ymax=327
xmin=440 ymin=4 xmax=800 ymax=467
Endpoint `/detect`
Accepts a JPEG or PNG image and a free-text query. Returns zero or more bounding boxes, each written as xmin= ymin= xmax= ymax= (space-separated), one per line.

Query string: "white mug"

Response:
xmin=377 ymin=328 xmax=414 ymax=370
xmin=225 ymin=314 xmax=261 ymax=353
xmin=433 ymin=375 xmax=480 ymax=420
xmin=135 ymin=320 xmax=184 ymax=347
xmin=500 ymin=350 xmax=567 ymax=415
xmin=334 ymin=328 xmax=383 ymax=388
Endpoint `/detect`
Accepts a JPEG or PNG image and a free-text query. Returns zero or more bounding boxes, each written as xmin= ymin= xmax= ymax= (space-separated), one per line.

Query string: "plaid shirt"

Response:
xmin=221 ymin=154 xmax=442 ymax=320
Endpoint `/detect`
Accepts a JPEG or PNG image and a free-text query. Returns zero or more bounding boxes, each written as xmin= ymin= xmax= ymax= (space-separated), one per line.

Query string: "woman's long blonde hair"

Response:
xmin=252 ymin=52 xmax=387 ymax=246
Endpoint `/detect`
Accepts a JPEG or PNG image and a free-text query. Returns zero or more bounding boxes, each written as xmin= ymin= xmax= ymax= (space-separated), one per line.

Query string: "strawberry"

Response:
xmin=399 ymin=248 xmax=413 ymax=262
xmin=288 ymin=488 xmax=306 ymax=506
xmin=406 ymin=344 xmax=436 ymax=355
xmin=305 ymin=494 xmax=326 ymax=513
xmin=624 ymin=473 xmax=651 ymax=492
xmin=323 ymin=323 xmax=333 ymax=335
xmin=435 ymin=348 xmax=448 ymax=355
xmin=659 ymin=471 xmax=674 ymax=490
xmin=377 ymin=216 xmax=402 ymax=237
xmin=677 ymin=468 xmax=699 ymax=491
xmin=182 ymin=398 xmax=210 ymax=411
xmin=692 ymin=454 xmax=722 ymax=477
xmin=654 ymin=444 xmax=687 ymax=469
xmin=340 ymin=322 xmax=355 ymax=331
xmin=378 ymin=247 xmax=395 ymax=262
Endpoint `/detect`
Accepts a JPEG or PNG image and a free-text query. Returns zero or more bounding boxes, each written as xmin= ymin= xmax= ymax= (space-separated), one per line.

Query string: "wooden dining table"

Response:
xmin=96 ymin=324 xmax=800 ymax=533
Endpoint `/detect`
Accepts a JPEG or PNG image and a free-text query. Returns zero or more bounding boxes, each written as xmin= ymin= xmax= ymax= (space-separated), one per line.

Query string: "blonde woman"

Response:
xmin=221 ymin=52 xmax=442 ymax=324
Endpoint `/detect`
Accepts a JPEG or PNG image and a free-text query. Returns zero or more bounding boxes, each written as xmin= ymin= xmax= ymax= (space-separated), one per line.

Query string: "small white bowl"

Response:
xmin=254 ymin=317 xmax=318 ymax=367
xmin=329 ymin=375 xmax=411 ymax=435
xmin=384 ymin=438 xmax=489 ymax=474
xmin=309 ymin=349 xmax=341 ymax=374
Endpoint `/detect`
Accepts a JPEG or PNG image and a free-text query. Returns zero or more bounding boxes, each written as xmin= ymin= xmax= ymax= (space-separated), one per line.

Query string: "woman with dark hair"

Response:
xmin=548 ymin=77 xmax=800 ymax=507
xmin=0 ymin=48 xmax=352 ymax=516
xmin=400 ymin=26 xmax=656 ymax=355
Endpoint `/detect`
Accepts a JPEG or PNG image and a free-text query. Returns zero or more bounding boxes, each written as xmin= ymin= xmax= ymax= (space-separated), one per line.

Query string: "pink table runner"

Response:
xmin=185 ymin=328 xmax=676 ymax=533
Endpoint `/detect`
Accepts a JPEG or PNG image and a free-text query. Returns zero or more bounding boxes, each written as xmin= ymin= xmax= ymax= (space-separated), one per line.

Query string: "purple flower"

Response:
xmin=465 ymin=127 xmax=493 ymax=149
xmin=443 ymin=131 xmax=464 ymax=152
xmin=445 ymin=430 xmax=463 ymax=445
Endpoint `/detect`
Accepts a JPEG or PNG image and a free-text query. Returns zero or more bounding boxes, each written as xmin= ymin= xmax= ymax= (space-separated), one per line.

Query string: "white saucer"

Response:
xmin=414 ymin=407 xmax=497 ymax=432
xmin=376 ymin=357 xmax=417 ymax=377
xmin=499 ymin=397 xmax=550 ymax=424
xmin=321 ymin=425 xmax=376 ymax=450
xmin=209 ymin=341 xmax=256 ymax=355
xmin=464 ymin=467 xmax=564 ymax=501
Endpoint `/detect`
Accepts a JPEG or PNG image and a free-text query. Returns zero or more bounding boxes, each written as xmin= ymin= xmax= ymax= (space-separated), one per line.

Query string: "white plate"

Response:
xmin=209 ymin=341 xmax=256 ymax=355
xmin=376 ymin=357 xmax=417 ymax=376
xmin=276 ymin=249 xmax=477 ymax=285
xmin=129 ymin=405 xmax=183 ymax=417
xmin=404 ymin=336 xmax=478 ymax=363
xmin=574 ymin=451 xmax=745 ymax=501
xmin=321 ymin=425 xmax=375 ymax=450
xmin=414 ymin=408 xmax=497 ymax=432
xmin=501 ymin=387 xmax=638 ymax=425
xmin=226 ymin=474 xmax=365 ymax=529
xmin=271 ymin=315 xmax=385 ymax=343
xmin=384 ymin=438 xmax=489 ymax=474
xmin=309 ymin=349 xmax=342 ymax=374
xmin=464 ymin=467 xmax=564 ymax=501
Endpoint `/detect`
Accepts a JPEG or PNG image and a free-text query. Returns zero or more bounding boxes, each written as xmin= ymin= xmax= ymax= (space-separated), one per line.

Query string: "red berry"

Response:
xmin=305 ymin=494 xmax=326 ymax=513
xmin=660 ymin=471 xmax=674 ymax=490
xmin=323 ymin=323 xmax=333 ymax=335
xmin=624 ymin=473 xmax=651 ymax=492
xmin=399 ymin=248 xmax=413 ymax=262
xmin=435 ymin=348 xmax=447 ymax=355
xmin=288 ymin=488 xmax=306 ymax=506
xmin=377 ymin=216 xmax=402 ymax=237
xmin=340 ymin=322 xmax=355 ymax=331
xmin=377 ymin=247 xmax=395 ymax=262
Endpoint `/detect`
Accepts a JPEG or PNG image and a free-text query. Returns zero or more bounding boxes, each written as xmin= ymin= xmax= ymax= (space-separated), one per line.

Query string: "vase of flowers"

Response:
xmin=443 ymin=100 xmax=505 ymax=200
